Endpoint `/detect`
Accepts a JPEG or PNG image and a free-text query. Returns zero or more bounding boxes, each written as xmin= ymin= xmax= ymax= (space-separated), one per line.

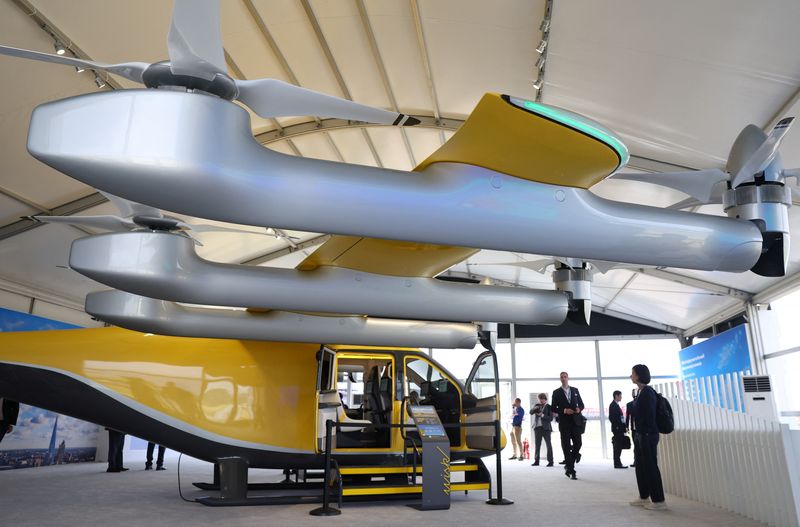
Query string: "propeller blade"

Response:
xmin=236 ymin=78 xmax=420 ymax=125
xmin=727 ymin=124 xmax=766 ymax=177
xmin=97 ymin=191 xmax=162 ymax=219
xmin=0 ymin=45 xmax=148 ymax=83
xmin=473 ymin=259 xmax=553 ymax=274
xmin=30 ymin=214 xmax=136 ymax=231
xmin=731 ymin=118 xmax=795 ymax=188
xmin=186 ymin=223 xmax=279 ymax=236
xmin=611 ymin=169 xmax=728 ymax=203
xmin=167 ymin=0 xmax=227 ymax=81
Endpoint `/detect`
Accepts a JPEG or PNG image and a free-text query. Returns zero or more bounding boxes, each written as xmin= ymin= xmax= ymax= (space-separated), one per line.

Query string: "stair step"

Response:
xmin=339 ymin=464 xmax=479 ymax=476
xmin=342 ymin=482 xmax=489 ymax=497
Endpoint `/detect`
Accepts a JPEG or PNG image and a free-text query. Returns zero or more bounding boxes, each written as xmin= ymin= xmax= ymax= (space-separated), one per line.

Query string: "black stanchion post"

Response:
xmin=310 ymin=419 xmax=341 ymax=516
xmin=486 ymin=419 xmax=513 ymax=505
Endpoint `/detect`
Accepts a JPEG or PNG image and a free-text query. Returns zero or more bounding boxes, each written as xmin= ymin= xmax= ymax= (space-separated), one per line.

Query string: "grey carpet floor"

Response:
xmin=0 ymin=452 xmax=763 ymax=526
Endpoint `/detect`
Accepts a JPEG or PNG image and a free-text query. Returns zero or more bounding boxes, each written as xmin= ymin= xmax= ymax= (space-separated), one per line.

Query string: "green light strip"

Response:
xmin=508 ymin=96 xmax=629 ymax=167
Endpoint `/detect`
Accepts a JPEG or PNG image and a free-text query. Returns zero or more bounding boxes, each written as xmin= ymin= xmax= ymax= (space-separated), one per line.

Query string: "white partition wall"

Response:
xmin=655 ymin=379 xmax=800 ymax=527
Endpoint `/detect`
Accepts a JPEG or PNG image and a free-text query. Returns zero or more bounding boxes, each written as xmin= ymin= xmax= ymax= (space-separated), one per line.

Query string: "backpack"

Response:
xmin=655 ymin=392 xmax=674 ymax=434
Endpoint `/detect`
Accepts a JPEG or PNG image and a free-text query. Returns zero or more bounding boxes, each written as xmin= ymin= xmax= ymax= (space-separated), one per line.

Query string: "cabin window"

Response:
xmin=405 ymin=357 xmax=461 ymax=445
xmin=468 ymin=355 xmax=498 ymax=399
xmin=317 ymin=348 xmax=336 ymax=391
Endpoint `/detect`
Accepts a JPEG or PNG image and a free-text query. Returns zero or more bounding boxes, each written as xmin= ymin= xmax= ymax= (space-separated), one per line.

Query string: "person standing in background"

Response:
xmin=626 ymin=388 xmax=637 ymax=468
xmin=508 ymin=398 xmax=525 ymax=460
xmin=0 ymin=398 xmax=19 ymax=443
xmin=530 ymin=393 xmax=554 ymax=466
xmin=551 ymin=372 xmax=585 ymax=480
xmin=106 ymin=428 xmax=128 ymax=473
xmin=609 ymin=390 xmax=628 ymax=469
xmin=629 ymin=364 xmax=667 ymax=511
xmin=145 ymin=442 xmax=167 ymax=471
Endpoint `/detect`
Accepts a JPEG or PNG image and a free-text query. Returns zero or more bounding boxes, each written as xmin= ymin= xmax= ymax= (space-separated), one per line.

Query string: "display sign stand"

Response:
xmin=407 ymin=405 xmax=451 ymax=511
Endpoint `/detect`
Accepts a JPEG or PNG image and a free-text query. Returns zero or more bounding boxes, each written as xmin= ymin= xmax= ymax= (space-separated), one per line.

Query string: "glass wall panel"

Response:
xmin=431 ymin=346 xmax=482 ymax=381
xmin=770 ymin=291 xmax=800 ymax=351
xmin=496 ymin=342 xmax=512 ymax=379
xmin=515 ymin=340 xmax=597 ymax=378
xmin=765 ymin=352 xmax=800 ymax=429
xmin=598 ymin=338 xmax=681 ymax=378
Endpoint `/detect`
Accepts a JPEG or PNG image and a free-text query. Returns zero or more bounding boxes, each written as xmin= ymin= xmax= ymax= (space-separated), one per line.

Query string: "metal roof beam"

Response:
xmin=239 ymin=235 xmax=330 ymax=266
xmin=10 ymin=0 xmax=122 ymax=90
xmin=409 ymin=0 xmax=444 ymax=145
xmin=356 ymin=0 xmax=416 ymax=167
xmin=630 ymin=267 xmax=752 ymax=300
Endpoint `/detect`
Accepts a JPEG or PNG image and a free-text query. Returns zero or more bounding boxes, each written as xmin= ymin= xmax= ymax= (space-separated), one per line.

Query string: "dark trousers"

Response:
xmin=146 ymin=443 xmax=165 ymax=467
xmin=533 ymin=427 xmax=553 ymax=463
xmin=0 ymin=420 xmax=10 ymax=444
xmin=559 ymin=426 xmax=582 ymax=472
xmin=634 ymin=432 xmax=665 ymax=502
xmin=107 ymin=430 xmax=125 ymax=469
xmin=612 ymin=430 xmax=625 ymax=466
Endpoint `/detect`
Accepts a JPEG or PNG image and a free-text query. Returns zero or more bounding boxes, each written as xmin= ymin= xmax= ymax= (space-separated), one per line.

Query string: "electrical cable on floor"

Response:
xmin=176 ymin=452 xmax=196 ymax=503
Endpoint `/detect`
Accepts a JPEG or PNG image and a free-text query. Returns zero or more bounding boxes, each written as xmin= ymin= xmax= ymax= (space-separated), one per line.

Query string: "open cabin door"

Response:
xmin=464 ymin=350 xmax=500 ymax=450
xmin=315 ymin=347 xmax=338 ymax=453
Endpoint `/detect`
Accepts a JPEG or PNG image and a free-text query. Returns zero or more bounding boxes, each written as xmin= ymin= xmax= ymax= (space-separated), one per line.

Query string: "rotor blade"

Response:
xmin=0 ymin=45 xmax=148 ymax=83
xmin=611 ymin=169 xmax=728 ymax=203
xmin=167 ymin=0 xmax=227 ymax=80
xmin=30 ymin=214 xmax=135 ymax=231
xmin=473 ymin=259 xmax=553 ymax=274
xmin=731 ymin=117 xmax=795 ymax=188
xmin=186 ymin=223 xmax=279 ymax=236
xmin=97 ymin=191 xmax=162 ymax=219
xmin=236 ymin=78 xmax=420 ymax=125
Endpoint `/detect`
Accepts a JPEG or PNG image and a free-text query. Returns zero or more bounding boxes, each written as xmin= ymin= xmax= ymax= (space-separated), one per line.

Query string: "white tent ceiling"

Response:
xmin=1 ymin=0 xmax=799 ymax=336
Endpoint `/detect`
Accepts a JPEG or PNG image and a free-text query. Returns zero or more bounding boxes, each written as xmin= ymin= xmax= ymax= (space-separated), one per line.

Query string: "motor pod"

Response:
xmin=477 ymin=322 xmax=498 ymax=352
xmin=85 ymin=290 xmax=480 ymax=349
xmin=552 ymin=261 xmax=593 ymax=325
xmin=723 ymin=182 xmax=791 ymax=277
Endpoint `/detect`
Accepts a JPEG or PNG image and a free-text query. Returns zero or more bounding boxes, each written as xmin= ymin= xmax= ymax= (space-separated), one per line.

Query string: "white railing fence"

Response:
xmin=651 ymin=379 xmax=800 ymax=527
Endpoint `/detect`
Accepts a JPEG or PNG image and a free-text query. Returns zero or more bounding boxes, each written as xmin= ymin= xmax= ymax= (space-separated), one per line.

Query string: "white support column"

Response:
xmin=595 ymin=340 xmax=608 ymax=459
xmin=745 ymin=303 xmax=769 ymax=375
xmin=509 ymin=324 xmax=517 ymax=400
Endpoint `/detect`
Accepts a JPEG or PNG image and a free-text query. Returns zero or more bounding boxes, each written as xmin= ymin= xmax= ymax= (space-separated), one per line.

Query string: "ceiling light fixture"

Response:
xmin=536 ymin=40 xmax=547 ymax=54
xmin=75 ymin=65 xmax=85 ymax=73
xmin=536 ymin=56 xmax=546 ymax=69
xmin=94 ymin=74 xmax=106 ymax=89
xmin=53 ymin=40 xmax=66 ymax=55
xmin=533 ymin=78 xmax=543 ymax=90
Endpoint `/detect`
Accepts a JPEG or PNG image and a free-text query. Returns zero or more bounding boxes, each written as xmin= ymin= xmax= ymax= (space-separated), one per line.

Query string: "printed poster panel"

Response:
xmin=0 ymin=308 xmax=100 ymax=469
xmin=679 ymin=325 xmax=751 ymax=380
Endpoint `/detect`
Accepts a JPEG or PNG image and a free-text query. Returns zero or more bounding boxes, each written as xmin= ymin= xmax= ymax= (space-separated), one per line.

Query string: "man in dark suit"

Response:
xmin=529 ymin=392 xmax=554 ymax=466
xmin=609 ymin=390 xmax=628 ymax=469
xmin=551 ymin=371 xmax=584 ymax=480
xmin=0 ymin=398 xmax=20 ymax=443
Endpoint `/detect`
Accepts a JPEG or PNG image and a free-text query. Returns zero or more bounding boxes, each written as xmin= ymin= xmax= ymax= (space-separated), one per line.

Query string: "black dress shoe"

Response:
xmin=570 ymin=472 xmax=578 ymax=480
xmin=145 ymin=464 xmax=153 ymax=471
xmin=614 ymin=465 xmax=628 ymax=469
xmin=575 ymin=453 xmax=582 ymax=464
xmin=546 ymin=462 xmax=553 ymax=467
xmin=119 ymin=467 xmax=130 ymax=472
xmin=106 ymin=467 xmax=120 ymax=473
xmin=558 ymin=460 xmax=566 ymax=465
xmin=156 ymin=466 xmax=166 ymax=471
xmin=531 ymin=461 xmax=539 ymax=466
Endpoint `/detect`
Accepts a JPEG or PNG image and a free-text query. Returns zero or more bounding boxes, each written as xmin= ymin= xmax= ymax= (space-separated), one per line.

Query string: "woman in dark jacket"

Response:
xmin=629 ymin=364 xmax=667 ymax=511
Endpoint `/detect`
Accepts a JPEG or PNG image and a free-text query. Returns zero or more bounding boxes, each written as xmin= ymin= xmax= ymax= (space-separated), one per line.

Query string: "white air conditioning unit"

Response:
xmin=741 ymin=375 xmax=778 ymax=421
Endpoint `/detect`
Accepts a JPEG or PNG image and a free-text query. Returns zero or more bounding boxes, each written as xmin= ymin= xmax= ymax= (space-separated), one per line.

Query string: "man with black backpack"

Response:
xmin=629 ymin=364 xmax=667 ymax=511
